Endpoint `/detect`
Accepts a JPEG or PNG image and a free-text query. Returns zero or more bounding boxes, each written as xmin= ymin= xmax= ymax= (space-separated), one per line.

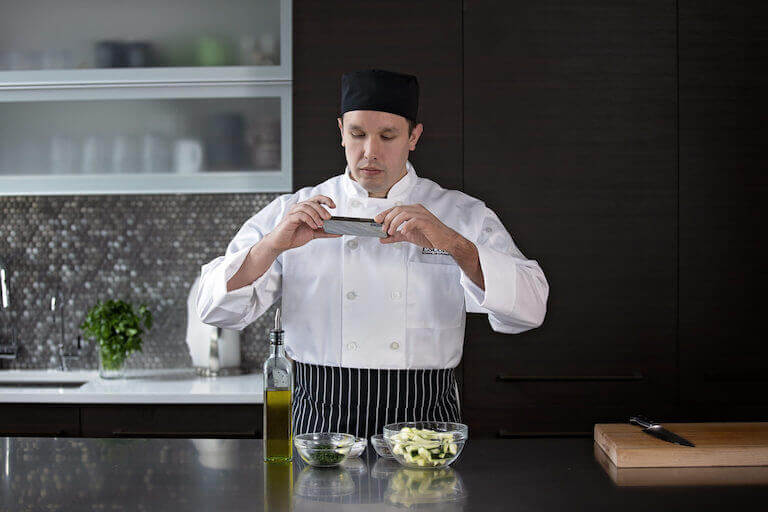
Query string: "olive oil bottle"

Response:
xmin=263 ymin=308 xmax=293 ymax=462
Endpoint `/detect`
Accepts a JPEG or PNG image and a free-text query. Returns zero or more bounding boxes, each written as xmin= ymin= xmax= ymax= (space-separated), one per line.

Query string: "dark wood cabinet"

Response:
xmin=0 ymin=404 xmax=263 ymax=438
xmin=291 ymin=0 xmax=767 ymax=435
xmin=293 ymin=0 xmax=462 ymax=192
xmin=677 ymin=2 xmax=768 ymax=406
xmin=81 ymin=404 xmax=263 ymax=438
xmin=462 ymin=314 xmax=676 ymax=437
xmin=0 ymin=404 xmax=80 ymax=436
xmin=461 ymin=1 xmax=678 ymax=435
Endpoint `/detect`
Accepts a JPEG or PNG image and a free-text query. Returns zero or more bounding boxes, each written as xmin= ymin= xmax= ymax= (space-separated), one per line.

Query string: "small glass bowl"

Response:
xmin=347 ymin=436 xmax=367 ymax=458
xmin=294 ymin=433 xmax=355 ymax=467
xmin=370 ymin=433 xmax=394 ymax=459
xmin=383 ymin=422 xmax=468 ymax=469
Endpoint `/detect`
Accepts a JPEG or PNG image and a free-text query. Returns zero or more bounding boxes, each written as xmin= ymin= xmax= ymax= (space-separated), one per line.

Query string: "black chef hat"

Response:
xmin=340 ymin=69 xmax=419 ymax=123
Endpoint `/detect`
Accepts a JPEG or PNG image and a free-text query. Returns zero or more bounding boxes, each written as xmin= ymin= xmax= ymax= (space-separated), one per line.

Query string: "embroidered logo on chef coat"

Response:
xmin=422 ymin=247 xmax=450 ymax=256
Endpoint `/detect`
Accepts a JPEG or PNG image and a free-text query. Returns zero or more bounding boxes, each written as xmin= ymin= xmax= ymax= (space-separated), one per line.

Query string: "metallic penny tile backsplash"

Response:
xmin=0 ymin=193 xmax=281 ymax=370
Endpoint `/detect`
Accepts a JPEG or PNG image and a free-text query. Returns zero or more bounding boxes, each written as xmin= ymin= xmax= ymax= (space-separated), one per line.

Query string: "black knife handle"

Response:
xmin=629 ymin=415 xmax=655 ymax=428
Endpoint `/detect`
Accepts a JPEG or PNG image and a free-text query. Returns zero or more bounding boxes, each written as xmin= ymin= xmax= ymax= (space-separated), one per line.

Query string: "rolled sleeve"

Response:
xmin=461 ymin=244 xmax=517 ymax=315
xmin=196 ymin=193 xmax=295 ymax=330
xmin=198 ymin=247 xmax=254 ymax=318
xmin=459 ymin=204 xmax=549 ymax=334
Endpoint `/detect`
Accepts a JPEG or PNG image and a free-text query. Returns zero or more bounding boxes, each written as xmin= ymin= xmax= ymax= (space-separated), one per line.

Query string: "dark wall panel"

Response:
xmin=293 ymin=0 xmax=462 ymax=191
xmin=678 ymin=1 xmax=768 ymax=405
xmin=462 ymin=1 xmax=678 ymax=432
xmin=292 ymin=0 xmax=768 ymax=434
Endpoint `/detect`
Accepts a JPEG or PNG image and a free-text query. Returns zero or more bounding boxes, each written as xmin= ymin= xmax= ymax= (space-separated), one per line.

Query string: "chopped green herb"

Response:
xmin=306 ymin=443 xmax=345 ymax=465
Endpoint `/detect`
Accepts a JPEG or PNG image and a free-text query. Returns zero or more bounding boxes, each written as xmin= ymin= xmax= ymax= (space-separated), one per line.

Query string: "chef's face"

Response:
xmin=338 ymin=110 xmax=423 ymax=198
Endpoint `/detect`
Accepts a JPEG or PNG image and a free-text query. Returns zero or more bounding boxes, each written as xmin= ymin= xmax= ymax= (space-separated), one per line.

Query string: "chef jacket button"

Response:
xmin=350 ymin=199 xmax=362 ymax=208
xmin=484 ymin=227 xmax=493 ymax=233
xmin=347 ymin=342 xmax=358 ymax=351
xmin=346 ymin=290 xmax=357 ymax=300
xmin=390 ymin=291 xmax=402 ymax=300
xmin=346 ymin=239 xmax=358 ymax=250
xmin=390 ymin=341 xmax=400 ymax=350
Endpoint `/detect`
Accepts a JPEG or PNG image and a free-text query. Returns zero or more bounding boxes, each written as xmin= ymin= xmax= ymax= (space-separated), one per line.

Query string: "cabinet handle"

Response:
xmin=498 ymin=429 xmax=592 ymax=438
xmin=703 ymin=371 xmax=768 ymax=382
xmin=496 ymin=371 xmax=644 ymax=382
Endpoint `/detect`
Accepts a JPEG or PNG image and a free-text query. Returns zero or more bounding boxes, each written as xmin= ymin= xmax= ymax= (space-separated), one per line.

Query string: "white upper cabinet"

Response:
xmin=0 ymin=0 xmax=292 ymax=195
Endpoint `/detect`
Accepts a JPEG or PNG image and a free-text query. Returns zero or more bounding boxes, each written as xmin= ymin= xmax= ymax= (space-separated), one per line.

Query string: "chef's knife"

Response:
xmin=629 ymin=415 xmax=696 ymax=447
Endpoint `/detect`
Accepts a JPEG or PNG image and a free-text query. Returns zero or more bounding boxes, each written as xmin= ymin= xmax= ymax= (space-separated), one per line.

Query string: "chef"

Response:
xmin=196 ymin=69 xmax=549 ymax=439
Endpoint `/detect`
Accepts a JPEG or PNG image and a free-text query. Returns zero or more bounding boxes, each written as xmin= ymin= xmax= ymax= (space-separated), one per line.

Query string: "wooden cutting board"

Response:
xmin=594 ymin=422 xmax=768 ymax=468
xmin=593 ymin=443 xmax=768 ymax=486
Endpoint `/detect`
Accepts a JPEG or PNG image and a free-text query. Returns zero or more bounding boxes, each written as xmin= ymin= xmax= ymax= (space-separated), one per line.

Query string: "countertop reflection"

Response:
xmin=2 ymin=436 xmax=768 ymax=511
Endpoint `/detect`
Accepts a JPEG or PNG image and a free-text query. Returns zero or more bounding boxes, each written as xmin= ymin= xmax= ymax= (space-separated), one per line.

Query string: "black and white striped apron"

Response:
xmin=291 ymin=361 xmax=462 ymax=439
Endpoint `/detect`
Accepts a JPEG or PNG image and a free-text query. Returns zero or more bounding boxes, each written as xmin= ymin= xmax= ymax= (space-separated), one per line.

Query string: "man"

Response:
xmin=197 ymin=69 xmax=549 ymax=439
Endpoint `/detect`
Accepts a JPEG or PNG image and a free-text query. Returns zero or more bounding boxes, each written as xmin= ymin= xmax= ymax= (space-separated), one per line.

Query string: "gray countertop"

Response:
xmin=2 ymin=436 xmax=767 ymax=511
xmin=0 ymin=368 xmax=263 ymax=403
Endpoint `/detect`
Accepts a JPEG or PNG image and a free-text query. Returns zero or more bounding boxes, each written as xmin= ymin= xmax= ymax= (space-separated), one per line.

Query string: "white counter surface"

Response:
xmin=0 ymin=368 xmax=263 ymax=404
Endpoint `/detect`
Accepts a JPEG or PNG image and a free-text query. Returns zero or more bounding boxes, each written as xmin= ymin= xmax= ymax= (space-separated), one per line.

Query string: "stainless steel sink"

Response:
xmin=0 ymin=370 xmax=95 ymax=389
xmin=0 ymin=381 xmax=88 ymax=388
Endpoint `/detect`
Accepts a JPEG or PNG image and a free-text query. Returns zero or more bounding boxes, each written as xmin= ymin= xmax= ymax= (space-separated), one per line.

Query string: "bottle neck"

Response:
xmin=270 ymin=342 xmax=284 ymax=358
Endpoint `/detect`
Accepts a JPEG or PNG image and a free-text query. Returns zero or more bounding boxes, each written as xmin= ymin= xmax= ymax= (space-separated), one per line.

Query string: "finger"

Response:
xmin=387 ymin=211 xmax=412 ymax=235
xmin=292 ymin=211 xmax=319 ymax=230
xmin=313 ymin=231 xmax=342 ymax=239
xmin=310 ymin=195 xmax=337 ymax=209
xmin=380 ymin=232 xmax=407 ymax=244
xmin=400 ymin=217 xmax=421 ymax=235
xmin=302 ymin=200 xmax=332 ymax=221
xmin=296 ymin=204 xmax=324 ymax=227
xmin=378 ymin=206 xmax=399 ymax=233
xmin=374 ymin=206 xmax=396 ymax=224
xmin=381 ymin=206 xmax=409 ymax=234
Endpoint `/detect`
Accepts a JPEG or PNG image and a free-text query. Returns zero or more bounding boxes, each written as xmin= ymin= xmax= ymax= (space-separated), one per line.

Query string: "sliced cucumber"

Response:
xmin=388 ymin=427 xmax=460 ymax=466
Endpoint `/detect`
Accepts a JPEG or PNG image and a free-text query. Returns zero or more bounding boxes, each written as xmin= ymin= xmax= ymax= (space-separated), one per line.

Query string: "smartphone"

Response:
xmin=323 ymin=216 xmax=387 ymax=238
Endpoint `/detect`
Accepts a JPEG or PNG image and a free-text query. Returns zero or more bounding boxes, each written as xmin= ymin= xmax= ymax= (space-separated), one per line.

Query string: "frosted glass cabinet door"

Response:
xmin=0 ymin=88 xmax=292 ymax=195
xmin=0 ymin=0 xmax=285 ymax=71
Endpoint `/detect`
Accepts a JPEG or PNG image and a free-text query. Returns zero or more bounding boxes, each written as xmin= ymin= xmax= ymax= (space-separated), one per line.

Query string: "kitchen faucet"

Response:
xmin=0 ymin=258 xmax=9 ymax=311
xmin=0 ymin=258 xmax=18 ymax=368
xmin=51 ymin=285 xmax=81 ymax=371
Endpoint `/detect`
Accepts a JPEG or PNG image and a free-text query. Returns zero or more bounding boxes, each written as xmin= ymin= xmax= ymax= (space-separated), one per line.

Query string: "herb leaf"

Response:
xmin=80 ymin=299 xmax=153 ymax=370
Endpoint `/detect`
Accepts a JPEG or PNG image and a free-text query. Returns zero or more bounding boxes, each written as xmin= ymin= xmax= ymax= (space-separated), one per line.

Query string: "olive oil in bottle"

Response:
xmin=263 ymin=308 xmax=293 ymax=462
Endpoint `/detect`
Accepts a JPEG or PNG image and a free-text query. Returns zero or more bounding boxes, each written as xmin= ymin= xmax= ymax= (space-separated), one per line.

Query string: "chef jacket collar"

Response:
xmin=343 ymin=160 xmax=418 ymax=202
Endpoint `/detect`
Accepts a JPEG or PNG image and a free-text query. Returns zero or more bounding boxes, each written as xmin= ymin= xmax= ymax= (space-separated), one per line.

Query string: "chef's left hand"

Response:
xmin=374 ymin=204 xmax=458 ymax=250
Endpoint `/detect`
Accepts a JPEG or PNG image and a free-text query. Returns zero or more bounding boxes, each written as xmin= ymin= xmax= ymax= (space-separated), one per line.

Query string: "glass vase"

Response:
xmin=98 ymin=345 xmax=127 ymax=379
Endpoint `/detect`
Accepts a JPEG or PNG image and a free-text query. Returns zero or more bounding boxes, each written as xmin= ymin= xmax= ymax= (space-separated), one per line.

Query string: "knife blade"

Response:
xmin=629 ymin=415 xmax=696 ymax=447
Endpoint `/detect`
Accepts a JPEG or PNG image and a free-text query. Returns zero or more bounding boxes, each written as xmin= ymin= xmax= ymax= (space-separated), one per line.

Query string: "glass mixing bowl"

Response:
xmin=383 ymin=422 xmax=468 ymax=469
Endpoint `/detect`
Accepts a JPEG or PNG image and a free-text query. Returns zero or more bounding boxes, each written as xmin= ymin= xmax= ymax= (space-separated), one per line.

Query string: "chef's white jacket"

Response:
xmin=196 ymin=160 xmax=549 ymax=369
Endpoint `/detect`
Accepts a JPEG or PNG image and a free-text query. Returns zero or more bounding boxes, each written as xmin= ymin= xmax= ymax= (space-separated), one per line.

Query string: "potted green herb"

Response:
xmin=80 ymin=299 xmax=153 ymax=379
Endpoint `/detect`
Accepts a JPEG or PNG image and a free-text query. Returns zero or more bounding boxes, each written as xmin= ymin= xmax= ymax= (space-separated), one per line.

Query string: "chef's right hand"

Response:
xmin=264 ymin=195 xmax=341 ymax=252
